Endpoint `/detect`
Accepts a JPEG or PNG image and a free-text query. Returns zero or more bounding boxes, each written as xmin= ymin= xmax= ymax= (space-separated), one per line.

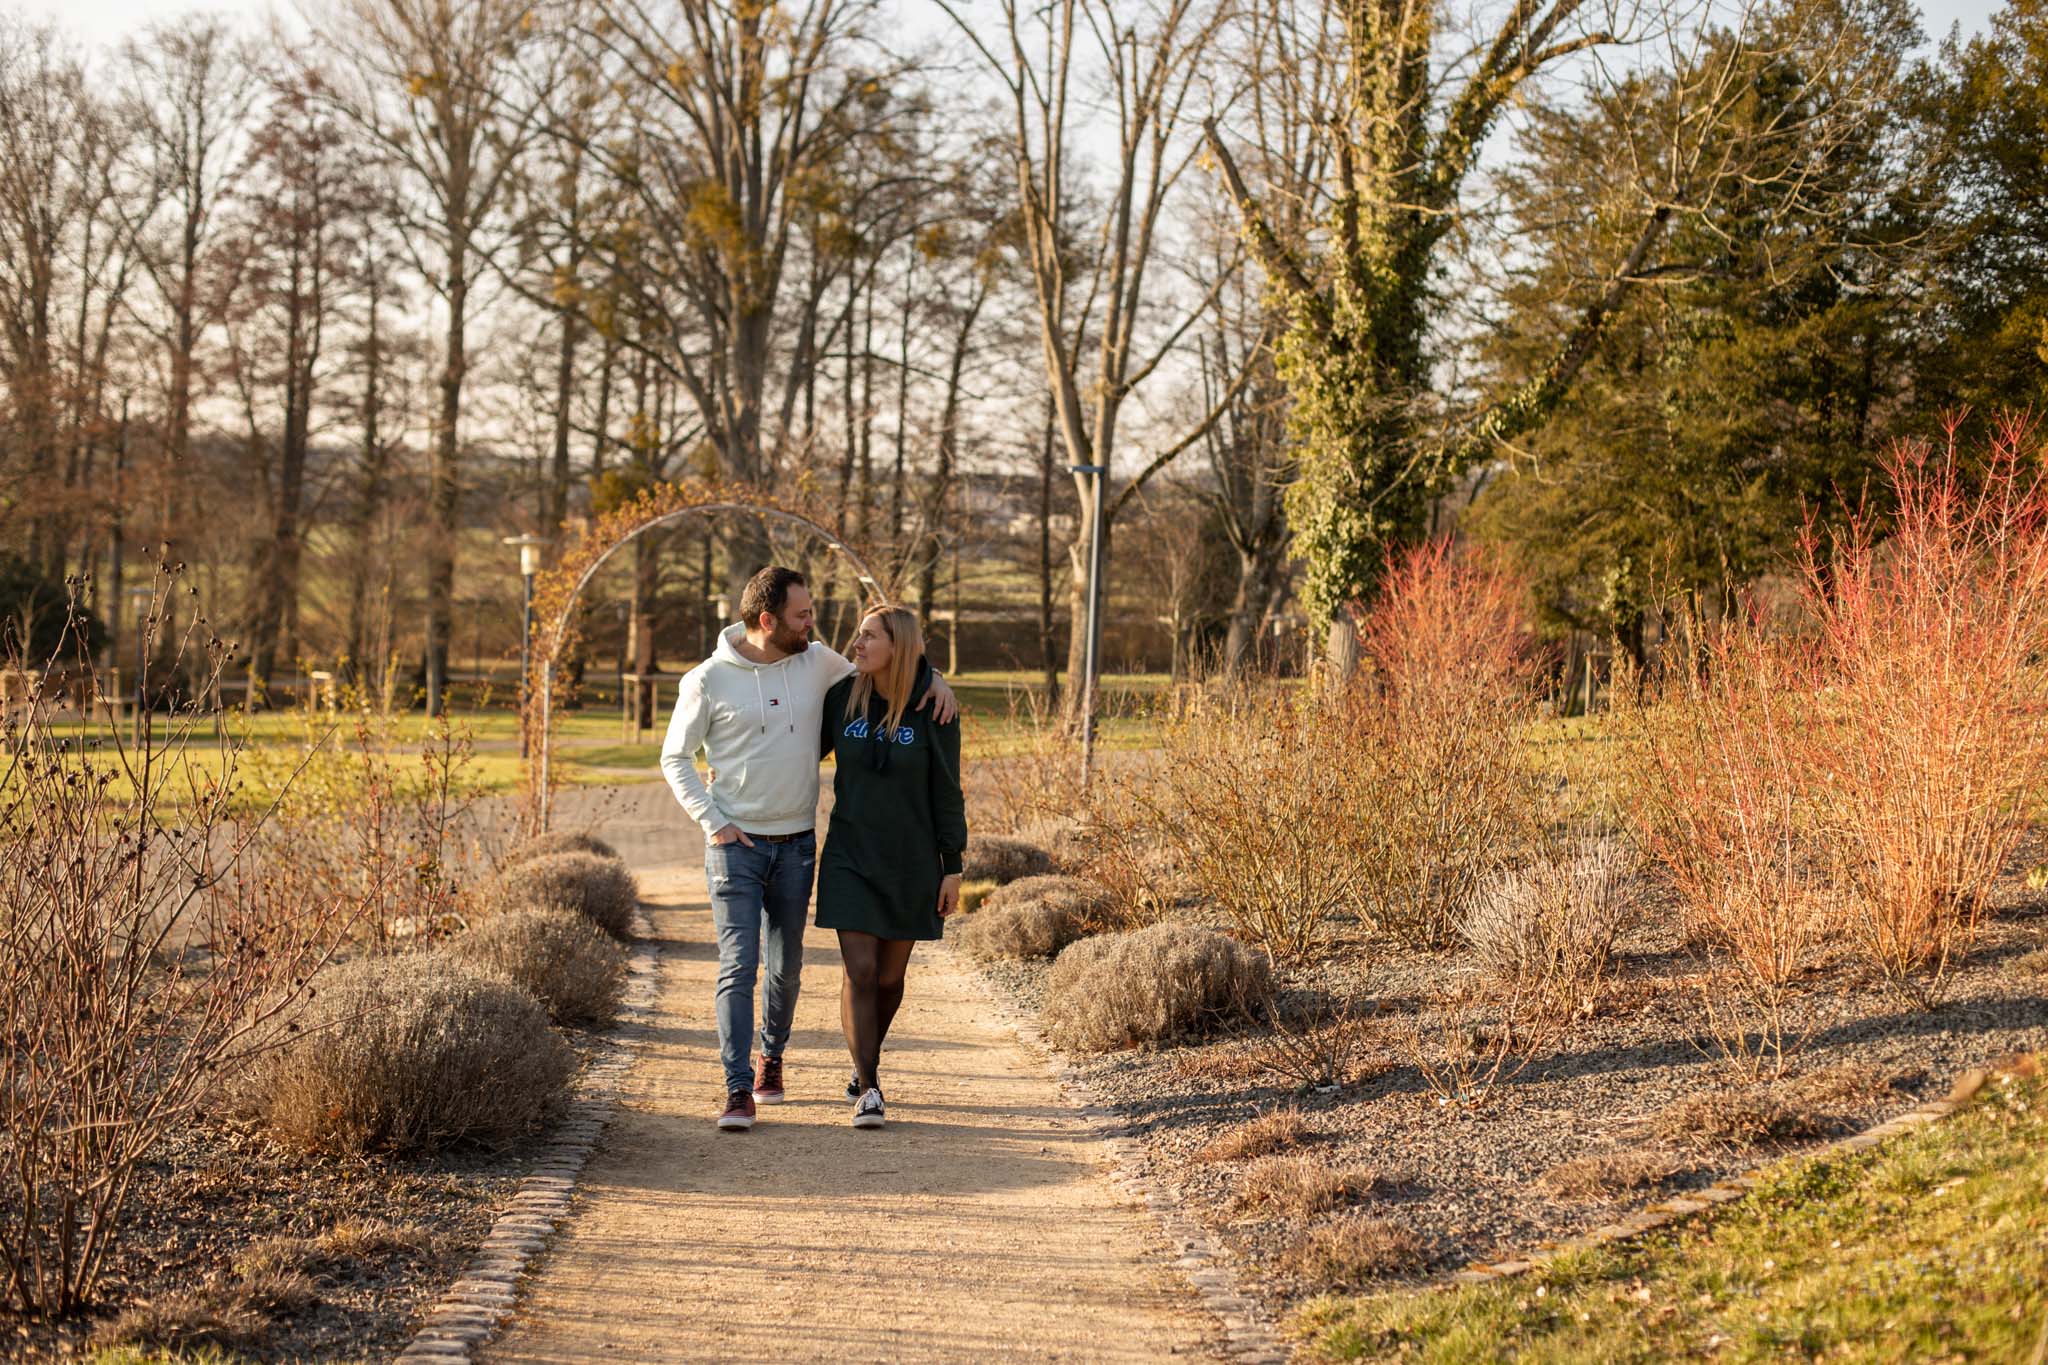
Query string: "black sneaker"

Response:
xmin=845 ymin=1072 xmax=861 ymax=1100
xmin=852 ymin=1086 xmax=885 ymax=1129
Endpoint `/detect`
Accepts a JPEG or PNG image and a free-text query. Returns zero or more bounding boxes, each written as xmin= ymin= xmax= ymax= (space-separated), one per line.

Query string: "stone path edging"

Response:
xmin=1446 ymin=1063 xmax=2002 ymax=1287
xmin=952 ymin=946 xmax=1289 ymax=1365
xmin=394 ymin=906 xmax=662 ymax=1364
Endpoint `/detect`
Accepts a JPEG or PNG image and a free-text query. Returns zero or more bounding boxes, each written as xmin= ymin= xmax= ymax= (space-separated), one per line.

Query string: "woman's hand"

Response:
xmin=937 ymin=873 xmax=963 ymax=918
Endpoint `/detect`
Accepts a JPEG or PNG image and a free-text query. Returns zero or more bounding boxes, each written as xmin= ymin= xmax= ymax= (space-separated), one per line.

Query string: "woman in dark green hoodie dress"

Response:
xmin=816 ymin=605 xmax=967 ymax=1128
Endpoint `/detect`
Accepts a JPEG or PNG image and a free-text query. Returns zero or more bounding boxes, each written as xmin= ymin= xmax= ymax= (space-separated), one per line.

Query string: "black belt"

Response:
xmin=744 ymin=829 xmax=813 ymax=844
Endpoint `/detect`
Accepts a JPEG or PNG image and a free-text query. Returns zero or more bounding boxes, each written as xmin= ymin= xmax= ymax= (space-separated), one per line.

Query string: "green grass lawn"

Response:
xmin=1292 ymin=1061 xmax=2048 ymax=1363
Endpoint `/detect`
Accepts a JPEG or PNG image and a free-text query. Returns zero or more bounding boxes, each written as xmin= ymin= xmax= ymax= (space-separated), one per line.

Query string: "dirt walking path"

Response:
xmin=486 ymin=827 xmax=1223 ymax=1364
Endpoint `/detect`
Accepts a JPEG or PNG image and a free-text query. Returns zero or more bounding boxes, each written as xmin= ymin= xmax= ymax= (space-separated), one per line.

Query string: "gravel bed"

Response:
xmin=7 ymin=1030 xmax=615 ymax=1362
xmin=960 ymin=881 xmax=2048 ymax=1312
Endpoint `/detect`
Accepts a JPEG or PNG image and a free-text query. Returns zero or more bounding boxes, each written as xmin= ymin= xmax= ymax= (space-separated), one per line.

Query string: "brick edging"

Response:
xmin=952 ymin=947 xmax=1289 ymax=1365
xmin=394 ymin=907 xmax=662 ymax=1363
xmin=1446 ymin=1064 xmax=2001 ymax=1287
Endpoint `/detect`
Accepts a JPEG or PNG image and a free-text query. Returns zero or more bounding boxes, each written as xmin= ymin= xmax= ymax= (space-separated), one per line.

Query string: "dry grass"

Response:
xmin=955 ymin=875 xmax=1110 ymax=961
xmin=503 ymin=829 xmax=620 ymax=866
xmin=485 ymin=850 xmax=639 ymax=938
xmin=1279 ymin=1215 xmax=1430 ymax=1289
xmin=232 ymin=953 xmax=573 ymax=1155
xmin=234 ymin=1219 xmax=436 ymax=1283
xmin=445 ymin=907 xmax=627 ymax=1026
xmin=1195 ymin=1108 xmax=1313 ymax=1162
xmin=1039 ymin=923 xmax=1272 ymax=1052
xmin=90 ymin=1292 xmax=266 ymax=1354
xmin=1776 ymin=1062 xmax=1910 ymax=1118
xmin=1538 ymin=1150 xmax=1676 ymax=1200
xmin=1651 ymin=1088 xmax=1829 ymax=1153
xmin=2013 ymin=946 xmax=2048 ymax=977
xmin=961 ymin=834 xmax=1057 ymax=885
xmin=1233 ymin=1156 xmax=1384 ymax=1216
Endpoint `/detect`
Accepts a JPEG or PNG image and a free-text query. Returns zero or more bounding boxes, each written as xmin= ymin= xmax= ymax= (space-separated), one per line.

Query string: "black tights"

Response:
xmin=837 ymin=930 xmax=915 ymax=1092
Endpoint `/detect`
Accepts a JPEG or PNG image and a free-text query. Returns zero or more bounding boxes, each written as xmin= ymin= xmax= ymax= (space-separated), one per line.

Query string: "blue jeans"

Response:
xmin=706 ymin=832 xmax=816 ymax=1095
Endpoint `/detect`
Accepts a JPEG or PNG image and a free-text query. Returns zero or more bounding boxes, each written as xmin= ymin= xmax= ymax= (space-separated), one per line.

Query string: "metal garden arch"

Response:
xmin=522 ymin=483 xmax=891 ymax=829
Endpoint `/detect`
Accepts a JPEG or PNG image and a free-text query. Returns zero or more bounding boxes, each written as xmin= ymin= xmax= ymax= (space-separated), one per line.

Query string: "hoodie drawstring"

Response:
xmin=751 ymin=658 xmax=794 ymax=734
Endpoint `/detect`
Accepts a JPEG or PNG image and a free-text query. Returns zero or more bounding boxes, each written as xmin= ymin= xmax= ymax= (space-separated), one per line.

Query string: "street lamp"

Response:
xmin=125 ymin=583 xmax=153 ymax=744
xmin=503 ymin=535 xmax=546 ymax=758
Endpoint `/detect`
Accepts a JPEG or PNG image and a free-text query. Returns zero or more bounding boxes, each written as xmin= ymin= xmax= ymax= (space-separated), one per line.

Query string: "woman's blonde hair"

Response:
xmin=844 ymin=606 xmax=925 ymax=738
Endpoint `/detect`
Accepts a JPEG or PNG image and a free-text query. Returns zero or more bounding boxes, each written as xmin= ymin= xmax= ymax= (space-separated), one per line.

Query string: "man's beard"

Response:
xmin=768 ymin=621 xmax=810 ymax=654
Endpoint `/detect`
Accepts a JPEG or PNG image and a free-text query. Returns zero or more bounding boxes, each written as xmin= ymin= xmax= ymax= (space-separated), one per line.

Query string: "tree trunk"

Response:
xmin=1036 ymin=396 xmax=1059 ymax=702
xmin=424 ymin=236 xmax=469 ymax=716
xmin=346 ymin=270 xmax=387 ymax=685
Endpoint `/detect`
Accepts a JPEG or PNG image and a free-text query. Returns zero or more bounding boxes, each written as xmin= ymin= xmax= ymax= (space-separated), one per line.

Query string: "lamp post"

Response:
xmin=126 ymin=583 xmax=152 ymax=745
xmin=1071 ymin=463 xmax=1108 ymax=790
xmin=503 ymin=535 xmax=545 ymax=758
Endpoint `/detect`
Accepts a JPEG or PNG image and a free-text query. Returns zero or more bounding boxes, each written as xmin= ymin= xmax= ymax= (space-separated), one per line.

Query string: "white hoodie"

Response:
xmin=658 ymin=622 xmax=855 ymax=837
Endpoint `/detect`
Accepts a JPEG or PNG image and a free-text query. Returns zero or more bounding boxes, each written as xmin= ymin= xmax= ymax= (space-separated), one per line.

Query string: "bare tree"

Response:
xmin=306 ymin=0 xmax=544 ymax=713
xmin=939 ymin=0 xmax=1252 ymax=707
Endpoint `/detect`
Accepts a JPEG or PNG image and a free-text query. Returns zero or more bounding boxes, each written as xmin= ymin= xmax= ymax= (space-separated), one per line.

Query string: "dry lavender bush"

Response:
xmin=504 ymin=829 xmax=619 ymax=866
xmin=233 ymin=953 xmax=572 ymax=1154
xmin=485 ymin=850 xmax=639 ymax=938
xmin=0 ymin=577 xmax=361 ymax=1315
xmin=1041 ymin=923 xmax=1272 ymax=1051
xmin=1461 ymin=837 xmax=1639 ymax=1018
xmin=955 ymin=875 xmax=1109 ymax=961
xmin=445 ymin=906 xmax=627 ymax=1026
xmin=960 ymin=834 xmax=1057 ymax=885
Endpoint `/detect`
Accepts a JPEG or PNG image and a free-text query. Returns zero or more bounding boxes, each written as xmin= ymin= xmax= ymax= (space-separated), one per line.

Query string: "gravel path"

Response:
xmin=485 ymin=792 xmax=1224 ymax=1365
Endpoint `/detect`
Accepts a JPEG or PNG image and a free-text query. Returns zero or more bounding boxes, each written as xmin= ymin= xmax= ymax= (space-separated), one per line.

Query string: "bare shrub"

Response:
xmin=1462 ymin=837 xmax=1638 ymax=1018
xmin=1131 ymin=684 xmax=1369 ymax=962
xmin=1350 ymin=541 xmax=1546 ymax=949
xmin=1252 ymin=978 xmax=1385 ymax=1090
xmin=445 ymin=907 xmax=627 ymax=1026
xmin=980 ymin=686 xmax=1082 ymax=834
xmin=504 ymin=829 xmax=620 ymax=866
xmin=1040 ymin=924 xmax=1272 ymax=1052
xmin=1616 ymin=613 xmax=1831 ymax=1077
xmin=1538 ymin=1150 xmax=1675 ymax=1199
xmin=1195 ymin=1109 xmax=1313 ymax=1162
xmin=1398 ymin=970 xmax=1562 ymax=1110
xmin=1651 ymin=1088 xmax=1826 ymax=1152
xmin=0 ymin=571 xmax=363 ymax=1315
xmin=244 ymin=681 xmax=492 ymax=947
xmin=961 ymin=834 xmax=1056 ymax=885
xmin=1279 ymin=1215 xmax=1429 ymax=1288
xmin=233 ymin=953 xmax=573 ymax=1154
xmin=1234 ymin=1157 xmax=1384 ymax=1216
xmin=485 ymin=850 xmax=639 ymax=939
xmin=955 ymin=875 xmax=1110 ymax=960
xmin=1797 ymin=419 xmax=2048 ymax=1004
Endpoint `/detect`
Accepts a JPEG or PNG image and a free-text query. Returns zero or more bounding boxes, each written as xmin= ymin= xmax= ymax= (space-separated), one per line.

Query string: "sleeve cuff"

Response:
xmin=941 ymin=850 xmax=963 ymax=876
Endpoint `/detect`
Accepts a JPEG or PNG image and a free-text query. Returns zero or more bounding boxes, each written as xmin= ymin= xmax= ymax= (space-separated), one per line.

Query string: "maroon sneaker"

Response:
xmin=717 ymin=1089 xmax=756 ymax=1132
xmin=752 ymin=1055 xmax=786 ymax=1105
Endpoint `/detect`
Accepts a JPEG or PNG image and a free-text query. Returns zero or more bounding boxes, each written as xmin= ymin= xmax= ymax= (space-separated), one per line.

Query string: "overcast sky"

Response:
xmin=17 ymin=0 xmax=2012 ymax=54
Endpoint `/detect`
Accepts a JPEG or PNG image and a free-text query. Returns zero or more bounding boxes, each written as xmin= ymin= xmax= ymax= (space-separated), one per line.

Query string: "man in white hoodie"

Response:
xmin=659 ymin=565 xmax=956 ymax=1131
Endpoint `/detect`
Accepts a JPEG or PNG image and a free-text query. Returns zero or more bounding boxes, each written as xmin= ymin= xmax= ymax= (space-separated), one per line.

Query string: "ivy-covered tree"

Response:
xmin=1205 ymin=0 xmax=1918 ymax=642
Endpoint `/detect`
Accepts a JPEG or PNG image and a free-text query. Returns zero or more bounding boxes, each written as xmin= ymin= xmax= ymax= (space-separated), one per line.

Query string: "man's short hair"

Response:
xmin=739 ymin=566 xmax=807 ymax=626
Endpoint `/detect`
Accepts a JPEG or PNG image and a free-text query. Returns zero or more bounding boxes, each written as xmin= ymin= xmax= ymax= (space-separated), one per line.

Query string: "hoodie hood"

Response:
xmin=713 ymin=620 xmax=811 ymax=669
